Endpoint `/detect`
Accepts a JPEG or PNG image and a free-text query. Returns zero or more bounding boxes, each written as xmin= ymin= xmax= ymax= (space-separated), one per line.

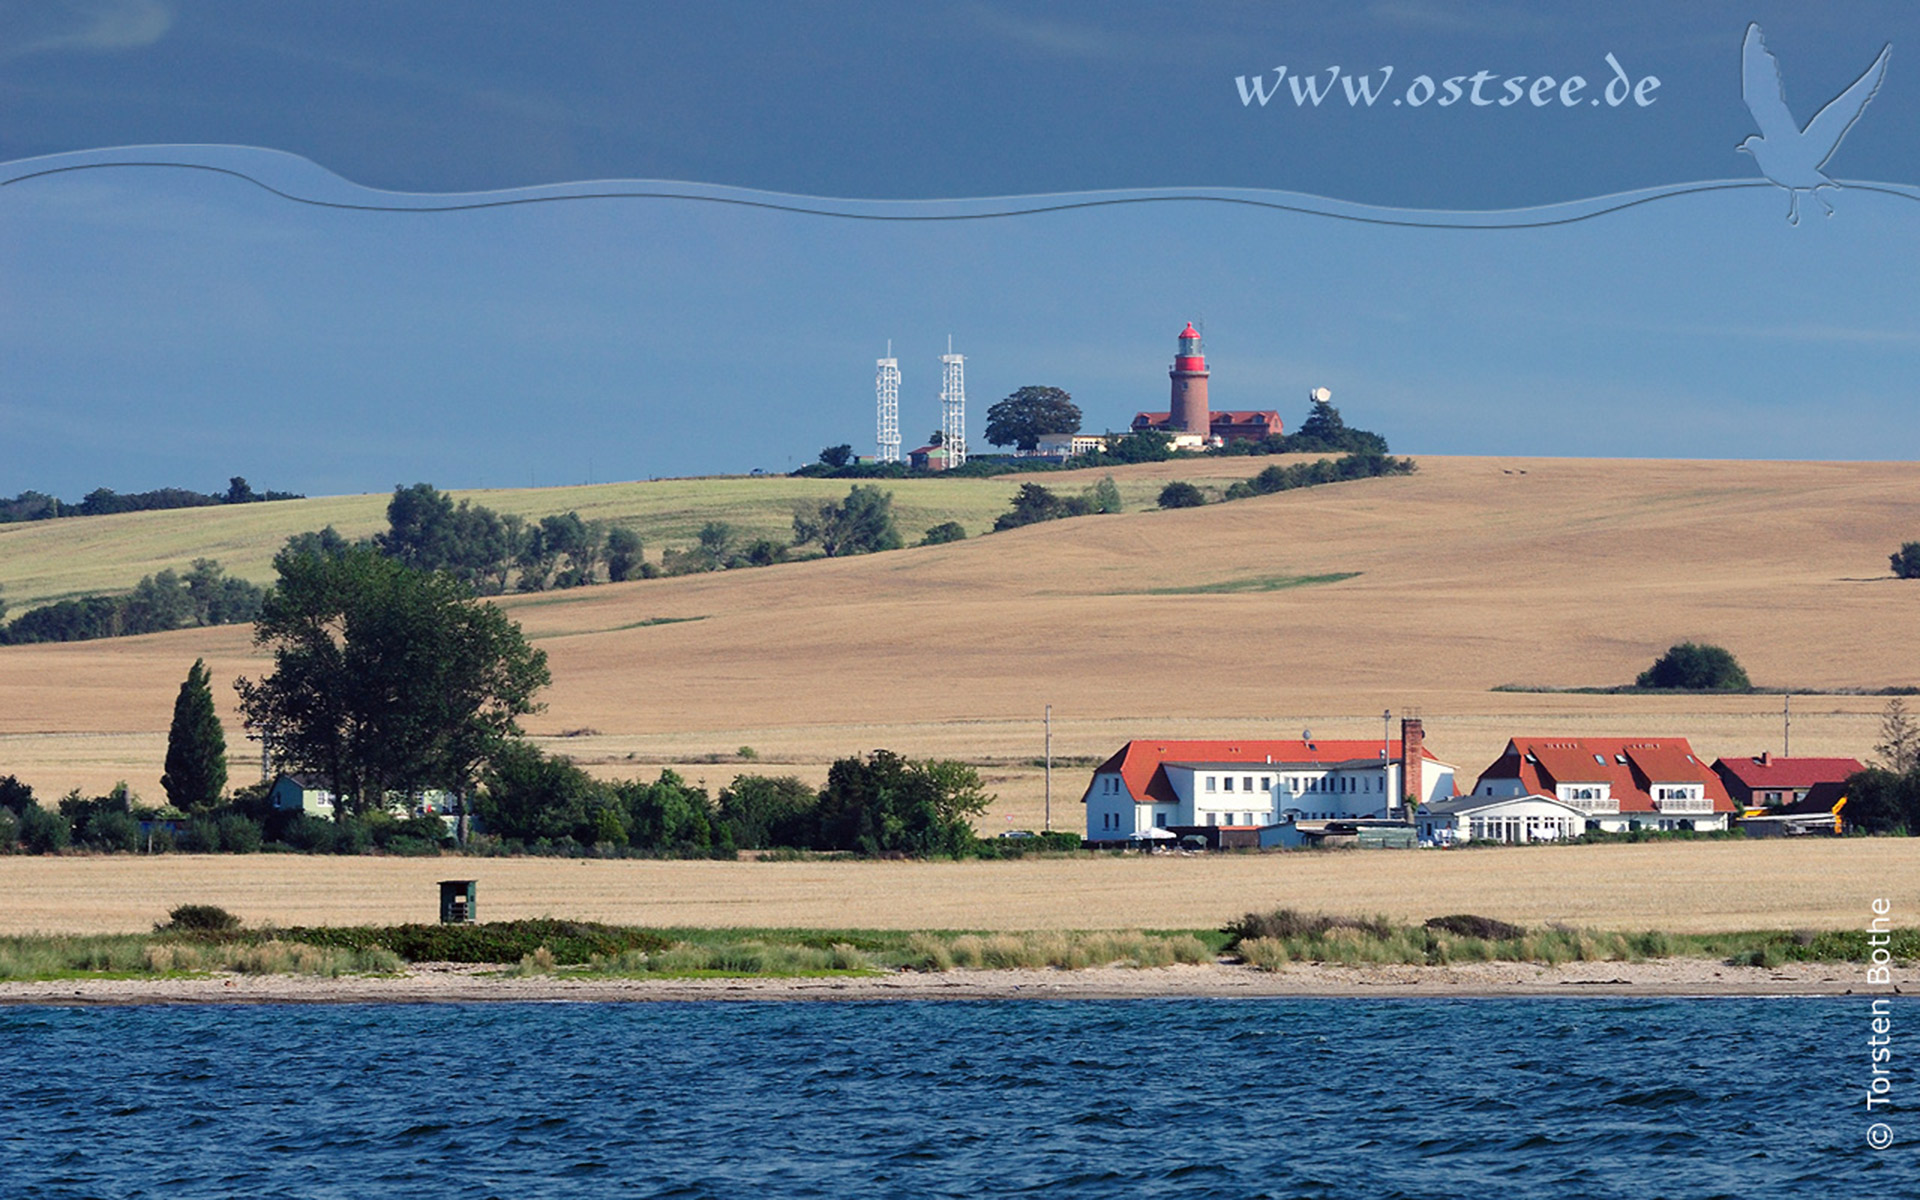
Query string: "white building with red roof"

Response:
xmin=1082 ymin=718 xmax=1456 ymax=843
xmin=1455 ymin=736 xmax=1737 ymax=836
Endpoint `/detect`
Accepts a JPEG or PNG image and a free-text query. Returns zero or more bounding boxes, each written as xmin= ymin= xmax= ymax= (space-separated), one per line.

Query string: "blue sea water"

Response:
xmin=0 ymin=997 xmax=1912 ymax=1199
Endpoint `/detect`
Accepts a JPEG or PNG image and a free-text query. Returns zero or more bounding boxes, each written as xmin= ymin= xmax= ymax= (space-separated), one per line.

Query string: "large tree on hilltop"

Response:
xmin=236 ymin=543 xmax=550 ymax=817
xmin=985 ymin=386 xmax=1081 ymax=451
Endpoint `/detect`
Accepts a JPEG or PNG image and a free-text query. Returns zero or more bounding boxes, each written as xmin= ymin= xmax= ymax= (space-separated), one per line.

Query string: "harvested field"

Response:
xmin=0 ymin=839 xmax=1911 ymax=935
xmin=1 ymin=455 xmax=1915 ymax=821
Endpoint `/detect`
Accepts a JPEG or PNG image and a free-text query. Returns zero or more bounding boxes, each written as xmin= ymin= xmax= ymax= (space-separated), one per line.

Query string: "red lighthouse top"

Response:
xmin=1173 ymin=322 xmax=1207 ymax=373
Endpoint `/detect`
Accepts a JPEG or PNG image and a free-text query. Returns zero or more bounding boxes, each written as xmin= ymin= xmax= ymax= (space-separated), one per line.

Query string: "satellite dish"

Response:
xmin=1302 ymin=729 xmax=1313 ymax=742
xmin=1311 ymin=387 xmax=1332 ymax=403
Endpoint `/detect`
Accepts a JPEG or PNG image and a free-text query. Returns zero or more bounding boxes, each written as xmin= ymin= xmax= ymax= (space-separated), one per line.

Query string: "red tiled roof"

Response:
xmin=1476 ymin=737 xmax=1736 ymax=814
xmin=1209 ymin=411 xmax=1282 ymax=423
xmin=1089 ymin=739 xmax=1446 ymax=806
xmin=1712 ymin=755 xmax=1864 ymax=790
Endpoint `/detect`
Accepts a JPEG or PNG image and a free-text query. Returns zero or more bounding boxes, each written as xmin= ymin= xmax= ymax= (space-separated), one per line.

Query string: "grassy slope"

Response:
xmin=0 ymin=467 xmax=1259 ymax=611
xmin=3 ymin=455 xmax=1920 ymax=821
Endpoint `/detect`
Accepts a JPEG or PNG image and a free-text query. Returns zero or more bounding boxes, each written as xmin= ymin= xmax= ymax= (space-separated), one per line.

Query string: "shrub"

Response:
xmin=1424 ymin=914 xmax=1527 ymax=940
xmin=216 ymin=814 xmax=264 ymax=854
xmin=79 ymin=809 xmax=140 ymax=853
xmin=1892 ymin=542 xmax=1920 ymax=579
xmin=1157 ymin=481 xmax=1206 ymax=509
xmin=181 ymin=816 xmax=222 ymax=852
xmin=279 ymin=814 xmax=339 ymax=853
xmin=276 ymin=919 xmax=671 ymax=964
xmin=160 ymin=903 xmax=243 ymax=933
xmin=1635 ymin=641 xmax=1751 ymax=691
xmin=19 ymin=805 xmax=70 ymax=854
xmin=919 ymin=520 xmax=967 ymax=546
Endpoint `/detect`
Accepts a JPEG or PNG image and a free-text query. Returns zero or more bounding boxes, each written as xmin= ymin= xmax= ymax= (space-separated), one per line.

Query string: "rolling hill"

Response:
xmin=3 ymin=455 xmax=1917 ymax=826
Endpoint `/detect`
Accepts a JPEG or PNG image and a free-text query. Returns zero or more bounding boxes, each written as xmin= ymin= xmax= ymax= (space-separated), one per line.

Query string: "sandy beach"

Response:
xmin=0 ymin=957 xmax=1893 ymax=1006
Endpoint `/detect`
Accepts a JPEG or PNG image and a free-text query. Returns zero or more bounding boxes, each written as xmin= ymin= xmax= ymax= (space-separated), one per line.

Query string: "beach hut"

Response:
xmin=439 ymin=879 xmax=477 ymax=924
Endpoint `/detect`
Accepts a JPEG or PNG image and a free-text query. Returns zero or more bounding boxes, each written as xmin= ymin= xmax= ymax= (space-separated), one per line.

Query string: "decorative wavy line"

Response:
xmin=3 ymin=145 xmax=1916 ymax=229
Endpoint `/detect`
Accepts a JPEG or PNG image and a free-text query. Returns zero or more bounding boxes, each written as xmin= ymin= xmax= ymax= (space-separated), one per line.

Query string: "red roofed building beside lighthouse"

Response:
xmin=1131 ymin=322 xmax=1283 ymax=446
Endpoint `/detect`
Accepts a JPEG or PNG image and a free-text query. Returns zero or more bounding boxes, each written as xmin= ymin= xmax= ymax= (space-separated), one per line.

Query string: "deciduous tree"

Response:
xmin=236 ymin=545 xmax=550 ymax=817
xmin=792 ymin=485 xmax=903 ymax=557
xmin=985 ymin=386 xmax=1081 ymax=451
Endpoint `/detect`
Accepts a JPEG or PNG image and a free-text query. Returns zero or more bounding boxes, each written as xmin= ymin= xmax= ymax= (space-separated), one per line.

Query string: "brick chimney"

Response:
xmin=1759 ymin=751 xmax=1772 ymax=766
xmin=1400 ymin=718 xmax=1426 ymax=815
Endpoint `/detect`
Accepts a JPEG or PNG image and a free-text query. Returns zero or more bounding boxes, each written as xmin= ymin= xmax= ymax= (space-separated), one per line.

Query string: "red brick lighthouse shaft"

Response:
xmin=1169 ymin=322 xmax=1210 ymax=437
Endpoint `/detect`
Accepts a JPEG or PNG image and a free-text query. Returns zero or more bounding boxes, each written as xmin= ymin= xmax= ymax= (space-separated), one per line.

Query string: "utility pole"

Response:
xmin=1783 ymin=694 xmax=1792 ymax=757
xmin=1044 ymin=704 xmax=1053 ymax=832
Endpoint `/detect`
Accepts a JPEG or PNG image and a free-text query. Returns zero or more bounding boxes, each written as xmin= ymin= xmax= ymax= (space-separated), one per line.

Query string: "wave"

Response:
xmin=6 ymin=144 xmax=1918 ymax=230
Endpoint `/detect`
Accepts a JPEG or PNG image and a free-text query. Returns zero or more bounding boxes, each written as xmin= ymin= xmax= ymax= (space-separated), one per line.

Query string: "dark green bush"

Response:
xmin=181 ymin=816 xmax=222 ymax=852
xmin=161 ymin=903 xmax=243 ymax=933
xmin=1892 ymin=542 xmax=1920 ymax=580
xmin=1424 ymin=914 xmax=1527 ymax=940
xmin=80 ymin=809 xmax=140 ymax=853
xmin=1221 ymin=909 xmax=1396 ymax=949
xmin=276 ymin=919 xmax=671 ymax=964
xmin=20 ymin=806 xmax=70 ymax=854
xmin=920 ymin=521 xmax=967 ymax=546
xmin=279 ymin=814 xmax=339 ymax=853
xmin=216 ymin=814 xmax=263 ymax=853
xmin=1635 ymin=641 xmax=1751 ymax=691
xmin=1157 ymin=481 xmax=1206 ymax=509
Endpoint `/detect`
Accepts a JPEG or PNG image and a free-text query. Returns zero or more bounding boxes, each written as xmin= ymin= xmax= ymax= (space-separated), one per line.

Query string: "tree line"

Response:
xmin=0 ymin=560 xmax=263 ymax=645
xmin=0 ymin=476 xmax=302 ymax=524
xmin=0 ymin=748 xmax=1041 ymax=860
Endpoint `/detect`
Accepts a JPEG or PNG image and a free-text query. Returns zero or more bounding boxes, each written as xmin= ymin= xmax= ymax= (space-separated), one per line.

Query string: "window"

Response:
xmin=1243 ymin=776 xmax=1254 ymax=792
xmin=1205 ymin=776 xmax=1216 ymax=793
xmin=1260 ymin=776 xmax=1271 ymax=791
xmin=1155 ymin=813 xmax=1168 ymax=828
xmin=1224 ymin=776 xmax=1235 ymax=792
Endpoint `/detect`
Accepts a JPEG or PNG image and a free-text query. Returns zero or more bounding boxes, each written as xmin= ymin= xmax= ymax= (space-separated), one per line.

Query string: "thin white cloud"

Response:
xmin=1367 ymin=1 xmax=1557 ymax=38
xmin=960 ymin=3 xmax=1142 ymax=62
xmin=3 ymin=0 xmax=171 ymax=57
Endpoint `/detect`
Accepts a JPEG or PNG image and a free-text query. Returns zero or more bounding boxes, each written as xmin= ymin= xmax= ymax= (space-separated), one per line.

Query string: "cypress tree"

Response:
xmin=162 ymin=658 xmax=228 ymax=813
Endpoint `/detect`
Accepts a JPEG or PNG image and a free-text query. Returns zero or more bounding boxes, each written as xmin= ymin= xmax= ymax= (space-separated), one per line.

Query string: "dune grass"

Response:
xmin=5 ymin=911 xmax=1902 ymax=983
xmin=0 ymin=933 xmax=403 ymax=979
xmin=1220 ymin=908 xmax=1920 ymax=971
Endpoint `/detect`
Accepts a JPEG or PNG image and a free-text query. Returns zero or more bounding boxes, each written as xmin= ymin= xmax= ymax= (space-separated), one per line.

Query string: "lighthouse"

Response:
xmin=1168 ymin=322 xmax=1210 ymax=437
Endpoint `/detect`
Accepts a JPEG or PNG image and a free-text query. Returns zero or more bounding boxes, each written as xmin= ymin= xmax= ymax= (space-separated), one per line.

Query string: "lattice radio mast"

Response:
xmin=940 ymin=335 xmax=967 ymax=468
xmin=876 ymin=340 xmax=901 ymax=463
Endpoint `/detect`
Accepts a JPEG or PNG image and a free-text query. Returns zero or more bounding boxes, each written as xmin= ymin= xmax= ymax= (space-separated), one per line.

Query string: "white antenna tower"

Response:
xmin=940 ymin=335 xmax=967 ymax=468
xmin=876 ymin=340 xmax=901 ymax=463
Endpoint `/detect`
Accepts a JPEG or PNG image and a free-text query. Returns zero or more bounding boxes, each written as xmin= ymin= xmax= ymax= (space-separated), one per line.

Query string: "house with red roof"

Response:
xmin=1082 ymin=718 xmax=1456 ymax=844
xmin=1711 ymin=752 xmax=1863 ymax=810
xmin=1456 ymin=736 xmax=1738 ymax=836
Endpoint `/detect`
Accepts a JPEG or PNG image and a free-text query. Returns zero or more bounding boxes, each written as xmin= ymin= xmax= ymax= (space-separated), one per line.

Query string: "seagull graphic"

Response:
xmin=1739 ymin=22 xmax=1891 ymax=224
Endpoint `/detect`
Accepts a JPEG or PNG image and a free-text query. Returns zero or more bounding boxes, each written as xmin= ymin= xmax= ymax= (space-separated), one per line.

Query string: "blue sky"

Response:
xmin=2 ymin=2 xmax=1918 ymax=496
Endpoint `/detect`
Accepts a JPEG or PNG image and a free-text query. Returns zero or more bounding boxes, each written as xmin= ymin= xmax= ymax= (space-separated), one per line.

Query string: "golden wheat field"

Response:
xmin=0 ymin=839 xmax=1909 ymax=936
xmin=4 ymin=454 xmax=1919 ymax=932
xmin=3 ymin=454 xmax=1916 ymax=811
